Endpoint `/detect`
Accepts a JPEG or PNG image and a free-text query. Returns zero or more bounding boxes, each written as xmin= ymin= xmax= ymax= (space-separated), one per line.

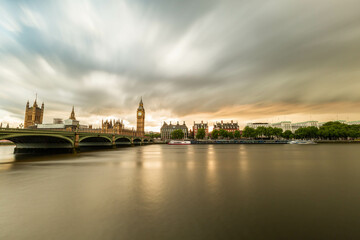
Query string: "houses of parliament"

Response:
xmin=24 ymin=98 xmax=44 ymax=128
xmin=23 ymin=97 xmax=145 ymax=136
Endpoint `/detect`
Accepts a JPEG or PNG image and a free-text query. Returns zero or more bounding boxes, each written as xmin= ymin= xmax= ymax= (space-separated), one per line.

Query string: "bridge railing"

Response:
xmin=1 ymin=127 xmax=147 ymax=138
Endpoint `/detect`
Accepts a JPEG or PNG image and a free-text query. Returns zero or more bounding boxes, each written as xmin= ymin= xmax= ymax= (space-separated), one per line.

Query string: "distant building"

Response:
xmin=246 ymin=122 xmax=270 ymax=129
xmin=247 ymin=121 xmax=321 ymax=133
xmin=214 ymin=120 xmax=239 ymax=132
xmin=64 ymin=106 xmax=79 ymax=130
xmin=193 ymin=121 xmax=209 ymax=139
xmin=102 ymin=119 xmax=123 ymax=133
xmin=24 ymin=98 xmax=44 ymax=128
xmin=161 ymin=121 xmax=188 ymax=140
xmin=37 ymin=107 xmax=83 ymax=130
xmin=291 ymin=121 xmax=319 ymax=132
xmin=53 ymin=118 xmax=63 ymax=124
xmin=271 ymin=121 xmax=292 ymax=132
xmin=347 ymin=121 xmax=360 ymax=125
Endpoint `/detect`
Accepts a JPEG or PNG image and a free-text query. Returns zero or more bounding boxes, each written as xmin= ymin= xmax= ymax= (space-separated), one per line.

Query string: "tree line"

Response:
xmin=243 ymin=121 xmax=360 ymax=140
xmin=168 ymin=121 xmax=360 ymax=140
xmin=145 ymin=133 xmax=161 ymax=138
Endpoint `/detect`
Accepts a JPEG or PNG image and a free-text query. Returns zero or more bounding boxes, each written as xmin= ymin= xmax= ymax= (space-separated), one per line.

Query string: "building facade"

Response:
xmin=161 ymin=121 xmax=188 ymax=140
xmin=37 ymin=107 xmax=81 ymax=130
xmin=136 ymin=98 xmax=145 ymax=136
xmin=271 ymin=121 xmax=292 ymax=132
xmin=291 ymin=121 xmax=319 ymax=132
xmin=193 ymin=121 xmax=209 ymax=139
xmin=102 ymin=119 xmax=123 ymax=133
xmin=347 ymin=121 xmax=360 ymax=125
xmin=247 ymin=120 xmax=324 ymax=133
xmin=214 ymin=120 xmax=239 ymax=132
xmin=246 ymin=122 xmax=271 ymax=129
xmin=24 ymin=98 xmax=44 ymax=128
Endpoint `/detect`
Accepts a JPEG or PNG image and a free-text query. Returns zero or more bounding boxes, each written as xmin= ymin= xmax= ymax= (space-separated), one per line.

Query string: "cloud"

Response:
xmin=1 ymin=0 xmax=360 ymax=129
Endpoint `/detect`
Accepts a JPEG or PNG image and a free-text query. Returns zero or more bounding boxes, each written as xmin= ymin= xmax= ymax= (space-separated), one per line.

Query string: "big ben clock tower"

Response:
xmin=136 ymin=97 xmax=145 ymax=136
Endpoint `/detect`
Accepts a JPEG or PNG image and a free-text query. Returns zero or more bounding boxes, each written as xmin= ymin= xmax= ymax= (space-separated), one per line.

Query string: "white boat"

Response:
xmin=168 ymin=140 xmax=191 ymax=145
xmin=289 ymin=140 xmax=317 ymax=145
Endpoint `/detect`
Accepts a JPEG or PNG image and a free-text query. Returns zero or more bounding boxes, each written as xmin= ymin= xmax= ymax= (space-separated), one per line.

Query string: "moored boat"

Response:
xmin=289 ymin=140 xmax=317 ymax=145
xmin=168 ymin=140 xmax=191 ymax=145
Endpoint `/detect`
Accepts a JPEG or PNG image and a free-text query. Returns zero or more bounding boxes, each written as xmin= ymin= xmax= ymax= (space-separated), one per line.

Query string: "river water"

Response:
xmin=1 ymin=144 xmax=360 ymax=239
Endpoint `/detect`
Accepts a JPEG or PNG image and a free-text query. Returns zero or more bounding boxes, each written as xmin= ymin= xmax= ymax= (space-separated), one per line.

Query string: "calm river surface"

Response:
xmin=1 ymin=144 xmax=360 ymax=239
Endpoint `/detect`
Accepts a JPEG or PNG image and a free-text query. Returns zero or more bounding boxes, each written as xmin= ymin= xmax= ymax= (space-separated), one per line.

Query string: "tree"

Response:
xmin=211 ymin=129 xmax=219 ymax=139
xmin=273 ymin=127 xmax=283 ymax=139
xmin=256 ymin=126 xmax=266 ymax=138
xmin=318 ymin=121 xmax=354 ymax=140
xmin=307 ymin=126 xmax=319 ymax=139
xmin=219 ymin=129 xmax=228 ymax=138
xmin=242 ymin=126 xmax=257 ymax=138
xmin=295 ymin=126 xmax=320 ymax=139
xmin=227 ymin=132 xmax=234 ymax=139
xmin=171 ymin=129 xmax=184 ymax=139
xmin=188 ymin=131 xmax=194 ymax=139
xmin=282 ymin=130 xmax=293 ymax=139
xmin=196 ymin=128 xmax=206 ymax=139
xmin=145 ymin=133 xmax=161 ymax=138
xmin=264 ymin=127 xmax=274 ymax=138
xmin=234 ymin=130 xmax=241 ymax=139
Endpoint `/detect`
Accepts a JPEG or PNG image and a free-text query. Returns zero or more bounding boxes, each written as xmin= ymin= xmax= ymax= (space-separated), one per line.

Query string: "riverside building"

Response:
xmin=193 ymin=121 xmax=209 ymax=139
xmin=246 ymin=122 xmax=270 ymax=129
xmin=213 ymin=120 xmax=239 ymax=133
xmin=246 ymin=120 xmax=360 ymax=133
xmin=161 ymin=121 xmax=188 ymax=140
xmin=247 ymin=121 xmax=319 ymax=133
xmin=271 ymin=121 xmax=292 ymax=132
xmin=291 ymin=121 xmax=319 ymax=132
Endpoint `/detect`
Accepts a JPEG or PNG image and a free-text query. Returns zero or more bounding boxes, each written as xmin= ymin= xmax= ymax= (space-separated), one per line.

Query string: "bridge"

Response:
xmin=0 ymin=128 xmax=153 ymax=153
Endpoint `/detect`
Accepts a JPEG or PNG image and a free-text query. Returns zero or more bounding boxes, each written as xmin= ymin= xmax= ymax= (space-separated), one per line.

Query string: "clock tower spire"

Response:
xmin=136 ymin=97 xmax=145 ymax=136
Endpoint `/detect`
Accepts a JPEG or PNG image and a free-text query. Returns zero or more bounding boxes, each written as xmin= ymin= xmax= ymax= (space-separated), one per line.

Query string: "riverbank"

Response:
xmin=162 ymin=139 xmax=360 ymax=144
xmin=315 ymin=140 xmax=360 ymax=144
xmin=193 ymin=140 xmax=289 ymax=144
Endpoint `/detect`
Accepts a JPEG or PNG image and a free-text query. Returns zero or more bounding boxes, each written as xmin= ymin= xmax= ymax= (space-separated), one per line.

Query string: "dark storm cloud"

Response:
xmin=1 ymin=0 xmax=360 ymax=124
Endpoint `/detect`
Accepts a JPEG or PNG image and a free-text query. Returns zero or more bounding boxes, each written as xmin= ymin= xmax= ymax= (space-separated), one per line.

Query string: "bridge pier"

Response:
xmin=74 ymin=133 xmax=79 ymax=149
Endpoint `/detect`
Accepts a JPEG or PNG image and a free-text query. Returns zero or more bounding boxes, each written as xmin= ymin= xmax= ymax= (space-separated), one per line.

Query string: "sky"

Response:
xmin=1 ymin=0 xmax=360 ymax=131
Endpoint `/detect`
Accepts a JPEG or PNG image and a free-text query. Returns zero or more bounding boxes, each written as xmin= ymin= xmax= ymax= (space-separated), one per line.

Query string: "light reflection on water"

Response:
xmin=0 ymin=146 xmax=15 ymax=164
xmin=1 ymin=144 xmax=360 ymax=239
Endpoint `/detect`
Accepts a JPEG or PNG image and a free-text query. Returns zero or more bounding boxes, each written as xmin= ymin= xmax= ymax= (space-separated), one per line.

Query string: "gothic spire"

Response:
xmin=70 ymin=106 xmax=76 ymax=120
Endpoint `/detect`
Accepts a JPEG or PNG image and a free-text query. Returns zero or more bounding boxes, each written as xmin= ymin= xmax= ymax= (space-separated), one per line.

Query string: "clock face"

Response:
xmin=138 ymin=111 xmax=142 ymax=116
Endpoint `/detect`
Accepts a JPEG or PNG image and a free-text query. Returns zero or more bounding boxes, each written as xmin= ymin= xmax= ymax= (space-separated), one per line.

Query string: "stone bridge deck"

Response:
xmin=0 ymin=128 xmax=153 ymax=153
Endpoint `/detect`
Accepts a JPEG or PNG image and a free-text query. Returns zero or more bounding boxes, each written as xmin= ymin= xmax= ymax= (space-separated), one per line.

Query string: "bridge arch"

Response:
xmin=115 ymin=137 xmax=131 ymax=145
xmin=115 ymin=136 xmax=132 ymax=142
xmin=79 ymin=136 xmax=112 ymax=143
xmin=79 ymin=136 xmax=112 ymax=147
xmin=0 ymin=134 xmax=74 ymax=149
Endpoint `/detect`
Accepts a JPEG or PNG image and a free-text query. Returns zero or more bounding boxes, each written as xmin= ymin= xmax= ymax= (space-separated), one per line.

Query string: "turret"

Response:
xmin=40 ymin=102 xmax=44 ymax=123
xmin=33 ymin=98 xmax=38 ymax=108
